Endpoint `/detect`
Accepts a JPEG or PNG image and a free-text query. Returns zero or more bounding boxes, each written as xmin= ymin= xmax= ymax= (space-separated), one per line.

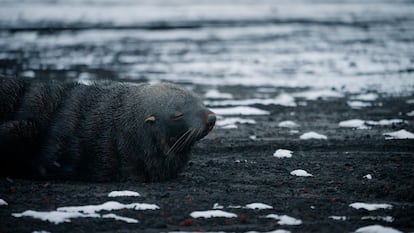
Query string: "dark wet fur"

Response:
xmin=0 ymin=78 xmax=214 ymax=182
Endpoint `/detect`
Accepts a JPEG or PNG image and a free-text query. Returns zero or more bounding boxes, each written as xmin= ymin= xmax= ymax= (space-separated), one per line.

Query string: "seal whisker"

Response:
xmin=167 ymin=128 xmax=192 ymax=155
xmin=173 ymin=128 xmax=197 ymax=154
xmin=172 ymin=128 xmax=195 ymax=154
xmin=178 ymin=127 xmax=201 ymax=153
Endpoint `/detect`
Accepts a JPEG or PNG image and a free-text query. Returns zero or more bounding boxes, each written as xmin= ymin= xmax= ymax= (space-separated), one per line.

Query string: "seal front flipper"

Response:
xmin=0 ymin=120 xmax=42 ymax=178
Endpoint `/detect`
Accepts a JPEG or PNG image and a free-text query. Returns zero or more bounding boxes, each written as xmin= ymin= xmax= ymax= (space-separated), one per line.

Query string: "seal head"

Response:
xmin=116 ymin=83 xmax=216 ymax=181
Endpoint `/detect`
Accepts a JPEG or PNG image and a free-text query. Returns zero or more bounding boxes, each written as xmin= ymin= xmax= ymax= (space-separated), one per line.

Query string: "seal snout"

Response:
xmin=205 ymin=111 xmax=216 ymax=133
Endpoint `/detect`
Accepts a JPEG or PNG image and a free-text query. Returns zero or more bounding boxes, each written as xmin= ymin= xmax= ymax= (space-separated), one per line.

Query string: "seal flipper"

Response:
xmin=0 ymin=120 xmax=43 ymax=178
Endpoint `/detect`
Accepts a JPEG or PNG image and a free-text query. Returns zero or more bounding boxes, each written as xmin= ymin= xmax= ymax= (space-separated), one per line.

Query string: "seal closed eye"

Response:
xmin=0 ymin=78 xmax=216 ymax=182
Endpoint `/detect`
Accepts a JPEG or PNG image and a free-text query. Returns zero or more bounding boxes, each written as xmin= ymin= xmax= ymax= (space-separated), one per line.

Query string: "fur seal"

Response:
xmin=0 ymin=78 xmax=216 ymax=182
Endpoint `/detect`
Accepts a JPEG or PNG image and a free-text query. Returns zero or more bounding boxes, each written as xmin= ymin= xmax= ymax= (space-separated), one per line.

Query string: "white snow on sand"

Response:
xmin=363 ymin=174 xmax=373 ymax=180
xmin=329 ymin=216 xmax=348 ymax=221
xmin=340 ymin=118 xmax=405 ymax=129
xmin=57 ymin=201 xmax=159 ymax=213
xmin=12 ymin=210 xmax=99 ymax=224
xmin=265 ymin=214 xmax=302 ymax=225
xmin=273 ymin=149 xmax=293 ymax=158
xmin=299 ymin=132 xmax=327 ymax=140
xmin=211 ymin=106 xmax=270 ymax=116
xmin=13 ymin=201 xmax=158 ymax=224
xmin=216 ymin=117 xmax=256 ymax=129
xmin=190 ymin=210 xmax=237 ymax=219
xmin=290 ymin=169 xmax=313 ymax=177
xmin=245 ymin=203 xmax=273 ymax=210
xmin=246 ymin=230 xmax=291 ymax=233
xmin=349 ymin=202 xmax=392 ymax=211
xmin=102 ymin=213 xmax=139 ymax=223
xmin=204 ymin=89 xmax=233 ymax=99
xmin=339 ymin=119 xmax=405 ymax=129
xmin=351 ymin=93 xmax=379 ymax=101
xmin=407 ymin=110 xmax=414 ymax=116
xmin=278 ymin=121 xmax=299 ymax=128
xmin=354 ymin=224 xmax=402 ymax=233
xmin=212 ymin=203 xmax=224 ymax=209
xmin=383 ymin=129 xmax=414 ymax=139
xmin=366 ymin=119 xmax=405 ymax=126
xmin=22 ymin=70 xmax=35 ymax=78
xmin=0 ymin=199 xmax=7 ymax=206
xmin=205 ymin=93 xmax=296 ymax=107
xmin=292 ymin=89 xmax=344 ymax=100
xmin=347 ymin=101 xmax=372 ymax=109
xmin=361 ymin=216 xmax=394 ymax=223
xmin=339 ymin=119 xmax=368 ymax=129
xmin=108 ymin=191 xmax=141 ymax=197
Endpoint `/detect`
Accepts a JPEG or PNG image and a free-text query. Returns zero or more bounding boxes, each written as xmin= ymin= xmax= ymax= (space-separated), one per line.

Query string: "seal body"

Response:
xmin=0 ymin=78 xmax=215 ymax=182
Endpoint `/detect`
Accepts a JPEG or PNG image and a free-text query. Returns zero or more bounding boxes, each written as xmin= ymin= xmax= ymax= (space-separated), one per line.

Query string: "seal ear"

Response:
xmin=145 ymin=115 xmax=156 ymax=124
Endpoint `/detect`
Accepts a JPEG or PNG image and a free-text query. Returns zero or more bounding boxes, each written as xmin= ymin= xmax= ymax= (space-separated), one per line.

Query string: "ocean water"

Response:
xmin=0 ymin=0 xmax=413 ymax=94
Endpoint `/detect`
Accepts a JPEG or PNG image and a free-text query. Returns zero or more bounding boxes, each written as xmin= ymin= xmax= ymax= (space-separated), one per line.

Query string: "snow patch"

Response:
xmin=77 ymin=72 xmax=93 ymax=85
xmin=57 ymin=201 xmax=159 ymax=214
xmin=102 ymin=213 xmax=139 ymax=223
xmin=366 ymin=119 xmax=405 ymax=126
xmin=211 ymin=106 xmax=270 ymax=116
xmin=204 ymin=89 xmax=233 ymax=99
xmin=329 ymin=216 xmax=348 ymax=221
xmin=361 ymin=216 xmax=394 ymax=223
xmin=265 ymin=214 xmax=302 ymax=225
xmin=351 ymin=93 xmax=379 ymax=101
xmin=216 ymin=117 xmax=256 ymax=129
xmin=290 ymin=169 xmax=313 ymax=177
xmin=349 ymin=202 xmax=392 ymax=211
xmin=347 ymin=101 xmax=372 ymax=109
xmin=22 ymin=70 xmax=35 ymax=78
xmin=339 ymin=119 xmax=405 ymax=129
xmin=273 ymin=149 xmax=293 ymax=158
xmin=278 ymin=121 xmax=299 ymax=128
xmin=246 ymin=230 xmax=291 ymax=233
xmin=249 ymin=135 xmax=257 ymax=140
xmin=12 ymin=210 xmax=99 ymax=224
xmin=108 ymin=191 xmax=141 ymax=197
xmin=383 ymin=129 xmax=414 ymax=139
xmin=212 ymin=203 xmax=224 ymax=209
xmin=205 ymin=93 xmax=296 ymax=107
xmin=293 ymin=89 xmax=344 ymax=100
xmin=0 ymin=199 xmax=7 ymax=206
xmin=363 ymin=174 xmax=373 ymax=180
xmin=299 ymin=132 xmax=327 ymax=140
xmin=13 ymin=201 xmax=157 ymax=224
xmin=407 ymin=110 xmax=414 ymax=116
xmin=354 ymin=225 xmax=402 ymax=233
xmin=245 ymin=203 xmax=273 ymax=210
xmin=339 ymin=119 xmax=368 ymax=129
xmin=190 ymin=210 xmax=237 ymax=218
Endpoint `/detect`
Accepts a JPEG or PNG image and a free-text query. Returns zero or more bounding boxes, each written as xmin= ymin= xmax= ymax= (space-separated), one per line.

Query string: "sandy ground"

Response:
xmin=1 ymin=92 xmax=414 ymax=233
